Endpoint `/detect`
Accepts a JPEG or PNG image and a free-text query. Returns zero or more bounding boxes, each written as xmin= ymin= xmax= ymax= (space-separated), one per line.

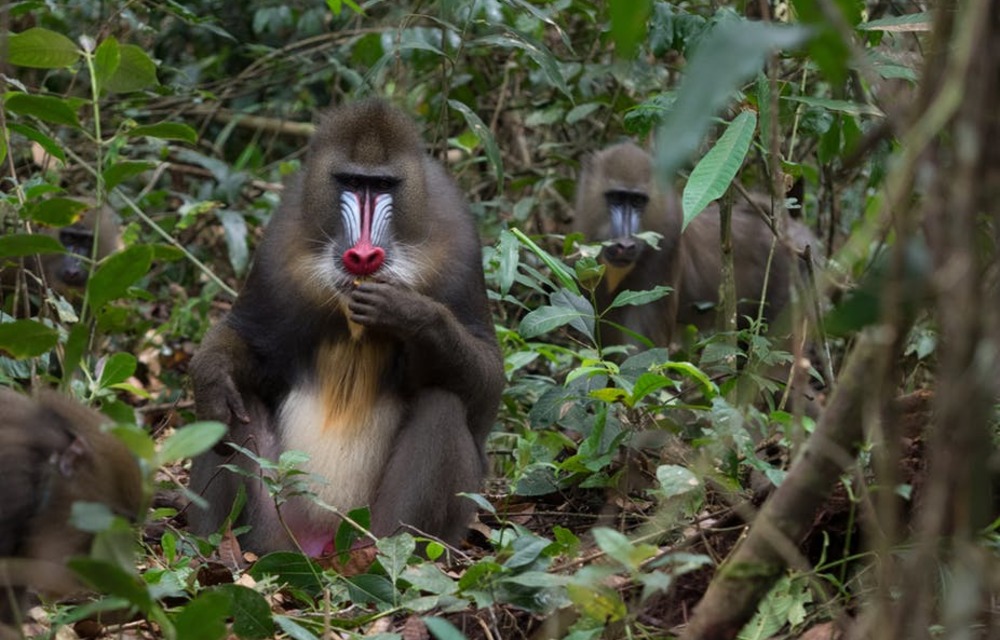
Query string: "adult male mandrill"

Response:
xmin=189 ymin=99 xmax=504 ymax=556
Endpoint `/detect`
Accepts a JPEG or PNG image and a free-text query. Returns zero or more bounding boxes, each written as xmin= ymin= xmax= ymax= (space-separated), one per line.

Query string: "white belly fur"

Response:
xmin=277 ymin=384 xmax=402 ymax=526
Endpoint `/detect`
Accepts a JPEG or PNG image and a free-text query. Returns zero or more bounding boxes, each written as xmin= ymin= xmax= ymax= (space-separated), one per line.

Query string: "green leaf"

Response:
xmin=218 ymin=584 xmax=274 ymax=640
xmin=110 ymin=424 xmax=157 ymax=461
xmin=566 ymin=102 xmax=601 ymax=125
xmin=655 ymin=19 xmax=809 ymax=179
xmin=98 ymin=352 xmax=137 ymax=388
xmin=682 ymin=110 xmax=757 ymax=229
xmin=520 ymin=304 xmax=588 ymax=339
xmin=158 ymin=421 xmax=227 ymax=464
xmin=608 ymin=286 xmax=673 ymax=310
xmin=377 ymin=533 xmax=416 ymax=586
xmin=629 ymin=372 xmax=674 ymax=405
xmin=173 ymin=590 xmax=230 ymax=640
xmin=26 ymin=197 xmax=90 ymax=226
xmin=8 ymin=28 xmax=80 ymax=68
xmin=0 ymin=233 xmax=64 ymax=258
xmin=86 ymin=245 xmax=153 ymax=310
xmin=610 ymin=0 xmax=652 ymax=58
xmin=93 ymin=37 xmax=121 ymax=94
xmin=103 ymin=160 xmax=155 ymax=191
xmin=424 ymin=616 xmax=468 ymax=640
xmin=248 ymin=552 xmax=324 ymax=595
xmin=0 ymin=320 xmax=59 ymax=358
xmin=274 ymin=615 xmax=320 ymax=640
xmin=102 ymin=44 xmax=159 ymax=93
xmin=62 ymin=323 xmax=89 ymax=383
xmin=68 ymin=557 xmax=153 ymax=613
xmin=7 ymin=123 xmax=66 ymax=163
xmin=216 ymin=210 xmax=249 ymax=276
xmin=5 ymin=93 xmax=82 ymax=129
xmin=128 ymin=121 xmax=198 ymax=144
xmin=592 ymin=527 xmax=658 ymax=572
xmin=510 ymin=228 xmax=579 ymax=294
xmin=345 ymin=574 xmax=396 ymax=605
xmin=656 ymin=464 xmax=701 ymax=499
xmin=448 ymin=99 xmax=504 ymax=187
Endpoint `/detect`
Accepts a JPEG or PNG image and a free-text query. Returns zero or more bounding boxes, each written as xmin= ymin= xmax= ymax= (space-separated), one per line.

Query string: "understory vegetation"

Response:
xmin=1 ymin=0 xmax=998 ymax=639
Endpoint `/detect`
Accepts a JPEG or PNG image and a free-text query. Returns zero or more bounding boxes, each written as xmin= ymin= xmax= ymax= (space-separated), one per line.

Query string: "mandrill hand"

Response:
xmin=192 ymin=362 xmax=250 ymax=429
xmin=347 ymin=281 xmax=440 ymax=339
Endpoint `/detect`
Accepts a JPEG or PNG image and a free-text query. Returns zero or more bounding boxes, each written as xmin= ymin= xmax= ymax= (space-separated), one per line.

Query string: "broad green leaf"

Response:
xmin=610 ymin=0 xmax=652 ymax=58
xmin=656 ymin=464 xmax=701 ymax=499
xmin=8 ymin=28 xmax=80 ymax=68
xmin=103 ymin=160 xmax=155 ymax=190
xmin=110 ymin=424 xmax=157 ymax=462
xmin=629 ymin=372 xmax=674 ymax=405
xmin=274 ymin=616 xmax=320 ymax=640
xmin=102 ymin=44 xmax=159 ymax=93
xmin=68 ymin=557 xmax=153 ymax=613
xmin=566 ymin=582 xmax=626 ymax=623
xmin=592 ymin=527 xmax=658 ymax=572
xmin=682 ymin=110 xmax=757 ymax=229
xmin=62 ymin=323 xmax=89 ymax=384
xmin=448 ymin=99 xmax=504 ymax=187
xmin=158 ymin=421 xmax=227 ymax=464
xmin=345 ymin=574 xmax=395 ymax=605
xmin=550 ymin=288 xmax=594 ymax=340
xmin=424 ymin=616 xmax=467 ymax=640
xmin=377 ymin=532 xmax=416 ymax=586
xmin=608 ymin=286 xmax=673 ymax=310
xmin=0 ymin=319 xmax=59 ymax=358
xmin=173 ymin=591 xmax=229 ymax=640
xmin=664 ymin=361 xmax=718 ymax=398
xmin=566 ymin=102 xmax=601 ymax=125
xmin=655 ymin=19 xmax=809 ymax=180
xmin=98 ymin=352 xmax=137 ymax=388
xmin=218 ymin=584 xmax=274 ymax=640
xmin=504 ymin=536 xmax=550 ymax=569
xmin=86 ymin=245 xmax=153 ymax=310
xmin=247 ymin=552 xmax=324 ymax=595
xmin=7 ymin=123 xmax=66 ymax=163
xmin=93 ymin=37 xmax=121 ymax=94
xmin=519 ymin=304 xmax=588 ymax=339
xmin=5 ymin=93 xmax=82 ymax=129
xmin=69 ymin=501 xmax=117 ymax=533
xmin=128 ymin=121 xmax=198 ymax=143
xmin=216 ymin=209 xmax=249 ymax=276
xmin=0 ymin=233 xmax=64 ymax=258
xmin=26 ymin=197 xmax=90 ymax=226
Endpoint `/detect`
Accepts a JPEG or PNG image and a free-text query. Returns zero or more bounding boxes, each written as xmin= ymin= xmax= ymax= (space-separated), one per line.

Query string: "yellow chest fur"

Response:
xmin=277 ymin=337 xmax=400 ymax=517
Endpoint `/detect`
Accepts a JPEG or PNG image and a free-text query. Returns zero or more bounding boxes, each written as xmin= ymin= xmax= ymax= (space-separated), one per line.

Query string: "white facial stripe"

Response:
xmin=371 ymin=193 xmax=393 ymax=246
xmin=340 ymin=191 xmax=361 ymax=244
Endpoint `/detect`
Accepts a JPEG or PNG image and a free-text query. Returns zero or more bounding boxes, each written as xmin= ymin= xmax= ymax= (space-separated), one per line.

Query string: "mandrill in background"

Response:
xmin=573 ymin=141 xmax=818 ymax=350
xmin=189 ymin=99 xmax=504 ymax=556
xmin=0 ymin=389 xmax=142 ymax=628
xmin=0 ymin=203 xmax=121 ymax=309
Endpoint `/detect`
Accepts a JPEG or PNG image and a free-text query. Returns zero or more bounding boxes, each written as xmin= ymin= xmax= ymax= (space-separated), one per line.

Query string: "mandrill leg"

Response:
xmin=370 ymin=389 xmax=485 ymax=546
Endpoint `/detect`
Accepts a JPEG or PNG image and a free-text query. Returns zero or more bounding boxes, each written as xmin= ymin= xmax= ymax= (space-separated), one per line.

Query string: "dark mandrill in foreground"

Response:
xmin=189 ymin=99 xmax=504 ymax=556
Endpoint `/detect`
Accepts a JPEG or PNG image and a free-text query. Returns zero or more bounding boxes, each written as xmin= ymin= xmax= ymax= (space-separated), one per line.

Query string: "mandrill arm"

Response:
xmin=348 ymin=279 xmax=504 ymax=439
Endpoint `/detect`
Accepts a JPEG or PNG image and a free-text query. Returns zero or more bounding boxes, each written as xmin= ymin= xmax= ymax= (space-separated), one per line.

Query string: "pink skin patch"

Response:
xmin=341 ymin=189 xmax=390 ymax=276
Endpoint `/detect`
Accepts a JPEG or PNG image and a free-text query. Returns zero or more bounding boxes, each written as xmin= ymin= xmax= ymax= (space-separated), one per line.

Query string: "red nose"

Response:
xmin=342 ymin=245 xmax=385 ymax=276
